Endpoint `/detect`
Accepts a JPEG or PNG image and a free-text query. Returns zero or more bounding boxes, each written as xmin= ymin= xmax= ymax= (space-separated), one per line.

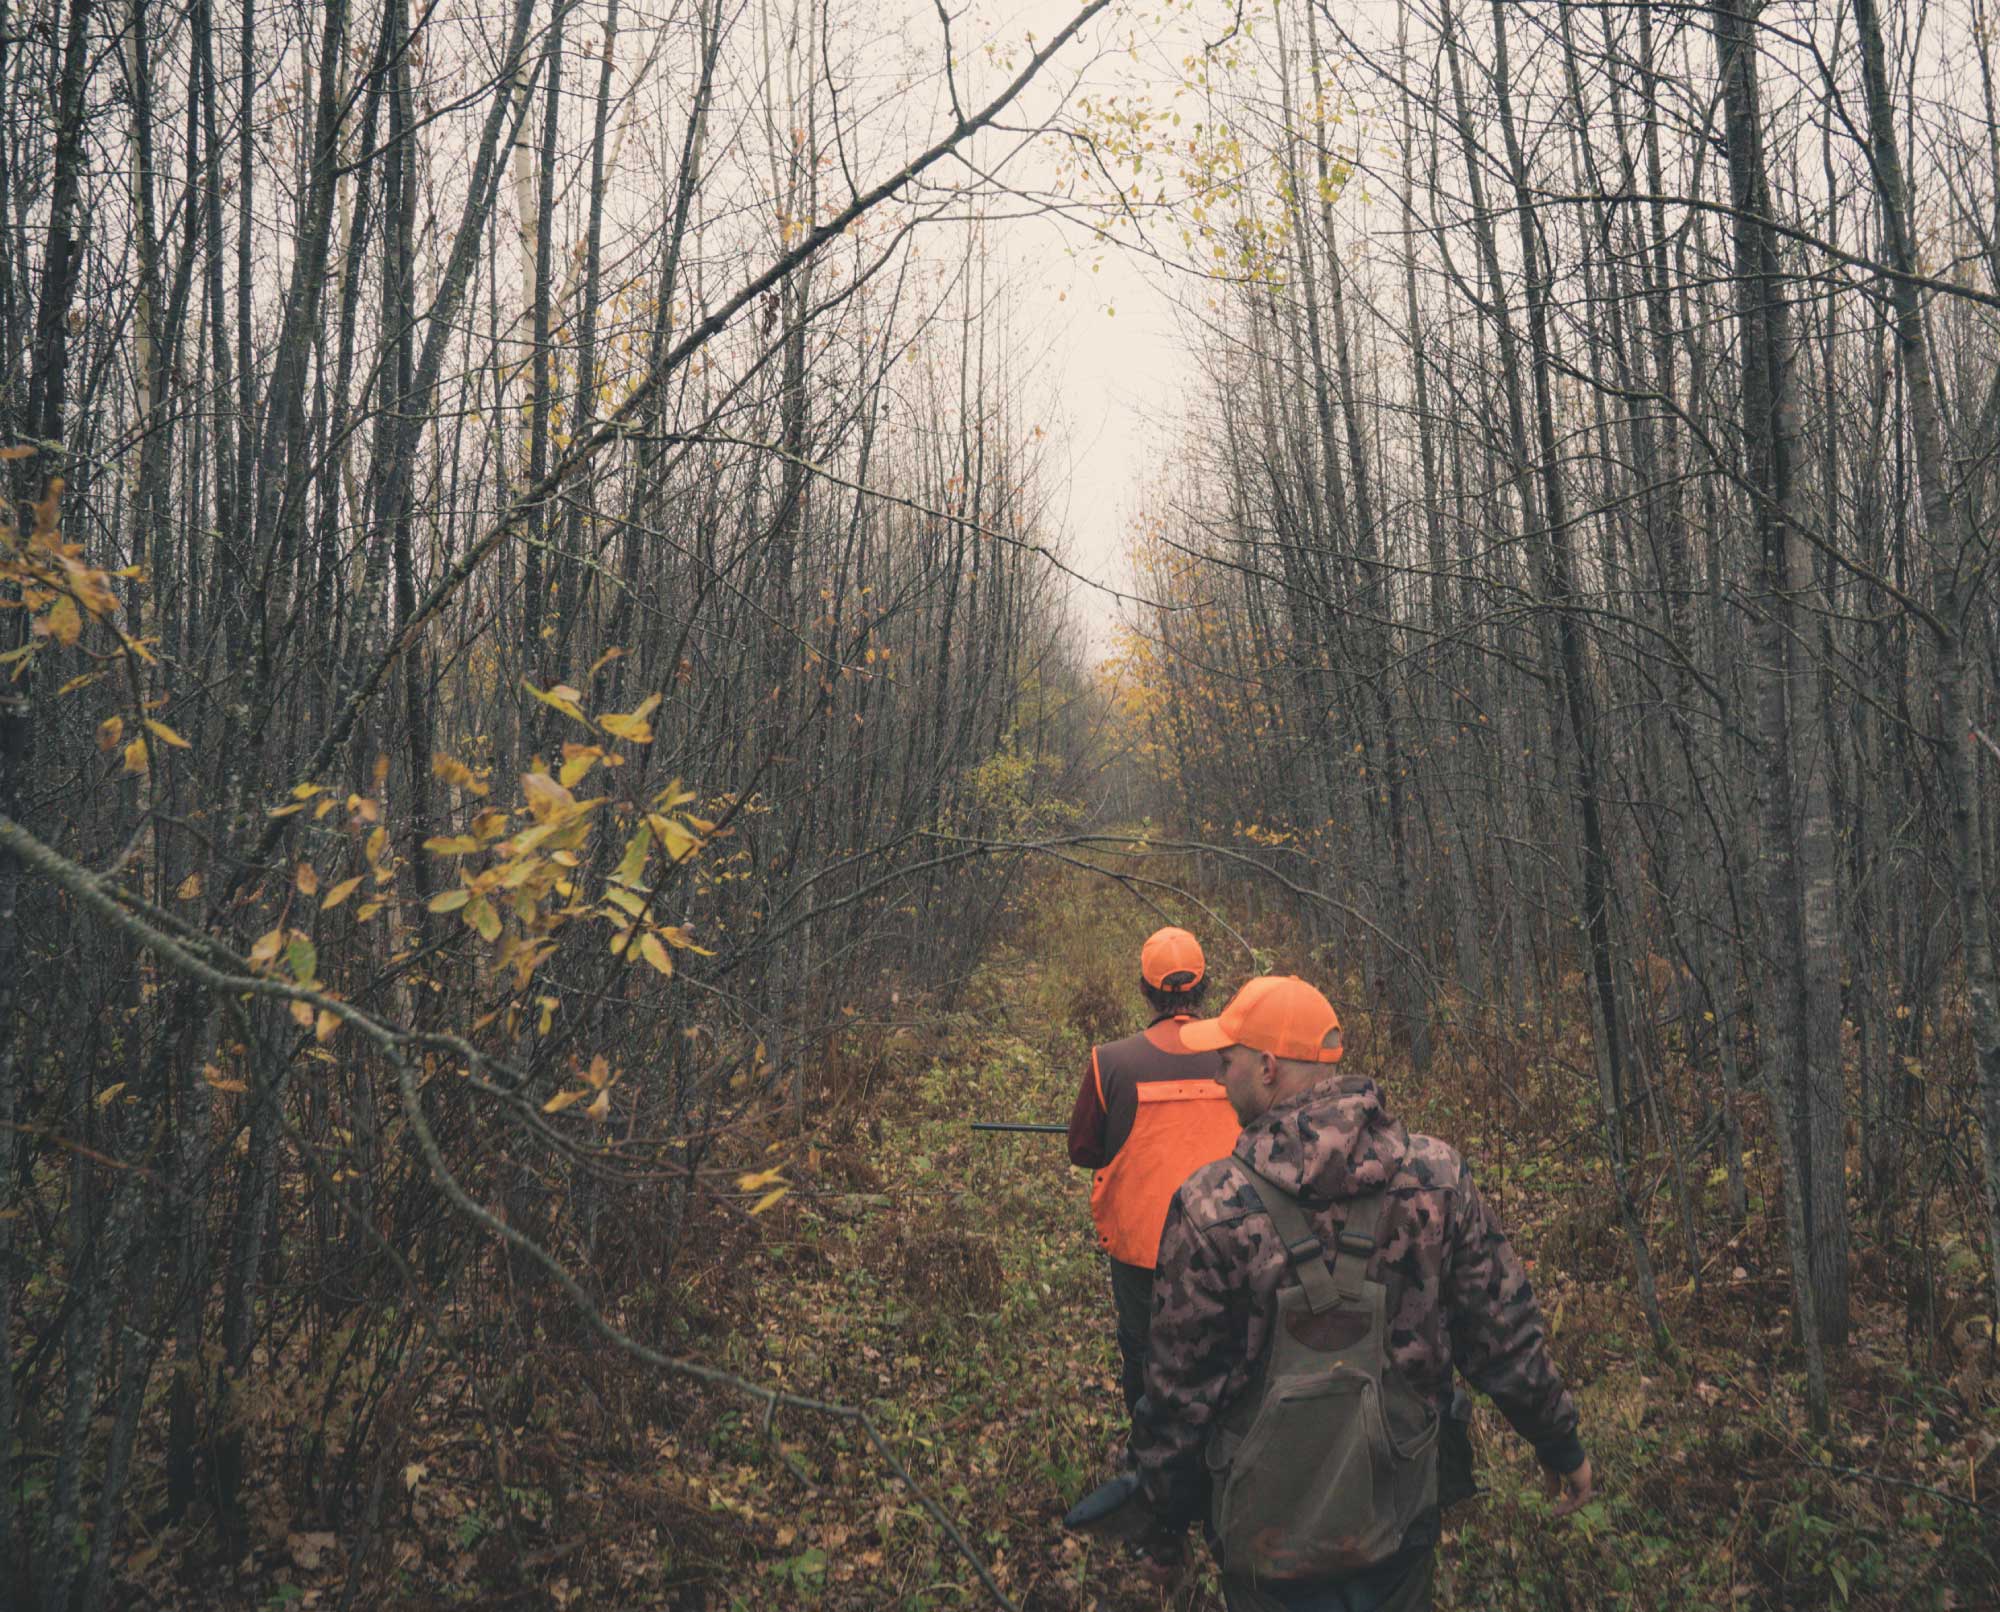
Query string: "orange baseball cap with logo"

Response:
xmin=1140 ymin=927 xmax=1205 ymax=990
xmin=1180 ymin=975 xmax=1344 ymax=1063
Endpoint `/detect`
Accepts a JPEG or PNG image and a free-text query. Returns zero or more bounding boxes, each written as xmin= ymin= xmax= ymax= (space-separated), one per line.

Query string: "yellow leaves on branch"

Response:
xmin=543 ymin=1053 xmax=616 ymax=1118
xmin=431 ymin=753 xmax=491 ymax=796
xmin=250 ymin=675 xmax=715 ymax=1071
xmin=1 ymin=472 xmax=139 ymax=678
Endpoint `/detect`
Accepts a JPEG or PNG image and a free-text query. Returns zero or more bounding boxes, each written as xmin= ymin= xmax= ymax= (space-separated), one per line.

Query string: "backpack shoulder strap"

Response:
xmin=1238 ymin=1164 xmax=1386 ymax=1316
xmin=1330 ymin=1191 xmax=1386 ymax=1302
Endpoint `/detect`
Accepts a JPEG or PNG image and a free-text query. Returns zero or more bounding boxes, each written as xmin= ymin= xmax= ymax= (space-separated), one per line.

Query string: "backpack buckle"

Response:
xmin=1284 ymin=1234 xmax=1324 ymax=1264
xmin=1337 ymin=1230 xmax=1376 ymax=1256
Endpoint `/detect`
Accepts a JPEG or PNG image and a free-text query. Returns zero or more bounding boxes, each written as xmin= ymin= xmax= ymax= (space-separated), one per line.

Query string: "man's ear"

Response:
xmin=1260 ymin=1050 xmax=1280 ymax=1086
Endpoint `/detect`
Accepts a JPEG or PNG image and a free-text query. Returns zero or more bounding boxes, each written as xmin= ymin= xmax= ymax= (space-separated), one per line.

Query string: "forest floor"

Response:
xmin=155 ymin=853 xmax=1999 ymax=1611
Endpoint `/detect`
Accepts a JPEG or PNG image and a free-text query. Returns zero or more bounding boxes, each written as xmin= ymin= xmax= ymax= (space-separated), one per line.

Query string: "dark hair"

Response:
xmin=1141 ymin=976 xmax=1208 ymax=1017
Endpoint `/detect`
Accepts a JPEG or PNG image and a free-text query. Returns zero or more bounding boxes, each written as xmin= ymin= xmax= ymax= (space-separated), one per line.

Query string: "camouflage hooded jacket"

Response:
xmin=1132 ymin=1073 xmax=1584 ymax=1529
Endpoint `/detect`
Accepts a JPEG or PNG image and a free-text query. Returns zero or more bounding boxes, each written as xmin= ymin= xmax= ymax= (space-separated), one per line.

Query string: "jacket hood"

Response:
xmin=1233 ymin=1073 xmax=1409 ymax=1200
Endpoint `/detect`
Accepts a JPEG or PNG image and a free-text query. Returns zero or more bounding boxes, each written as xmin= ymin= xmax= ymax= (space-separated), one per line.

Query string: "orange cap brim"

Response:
xmin=1178 ymin=1015 xmax=1235 ymax=1053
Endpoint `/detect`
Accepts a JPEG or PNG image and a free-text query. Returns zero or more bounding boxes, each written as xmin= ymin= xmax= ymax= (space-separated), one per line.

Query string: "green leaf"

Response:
xmin=285 ymin=936 xmax=318 ymax=985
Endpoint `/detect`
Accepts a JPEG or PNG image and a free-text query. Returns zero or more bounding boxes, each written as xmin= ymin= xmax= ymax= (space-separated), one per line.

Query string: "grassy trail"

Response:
xmin=666 ymin=854 xmax=1995 ymax=1612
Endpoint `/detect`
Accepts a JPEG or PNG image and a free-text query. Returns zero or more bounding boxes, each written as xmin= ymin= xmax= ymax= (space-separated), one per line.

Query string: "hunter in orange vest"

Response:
xmin=1066 ymin=928 xmax=1240 ymax=1414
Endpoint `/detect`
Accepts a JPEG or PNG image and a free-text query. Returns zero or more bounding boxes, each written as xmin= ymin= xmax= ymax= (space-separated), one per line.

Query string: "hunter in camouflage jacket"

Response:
xmin=1132 ymin=1071 xmax=1585 ymax=1531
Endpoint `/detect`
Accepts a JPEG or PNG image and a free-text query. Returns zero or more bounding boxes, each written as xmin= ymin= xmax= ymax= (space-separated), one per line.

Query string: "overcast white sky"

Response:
xmin=934 ymin=0 xmax=1218 ymax=654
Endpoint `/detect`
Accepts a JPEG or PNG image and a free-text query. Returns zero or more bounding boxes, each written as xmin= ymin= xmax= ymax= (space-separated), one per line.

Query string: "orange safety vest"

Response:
xmin=1088 ymin=1021 xmax=1240 ymax=1267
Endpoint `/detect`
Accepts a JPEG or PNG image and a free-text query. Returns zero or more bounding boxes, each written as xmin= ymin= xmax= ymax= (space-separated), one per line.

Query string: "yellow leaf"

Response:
xmin=356 ymin=901 xmax=383 ymax=922
xmin=143 ymin=718 xmax=191 ymax=749
xmin=289 ymin=998 xmax=315 ymax=1028
xmin=95 ymin=1082 xmax=127 ymax=1108
xmin=465 ymin=896 xmax=501 ymax=941
xmin=322 ymin=875 xmax=363 ymax=909
xmin=640 ymin=931 xmax=674 ymax=977
xmin=365 ymin=826 xmax=389 ymax=866
xmin=613 ymin=825 xmax=652 ymax=888
xmin=41 ymin=593 xmax=80 ymax=646
xmin=422 ymin=835 xmax=479 ymax=855
xmin=736 ymin=1167 xmax=786 ymax=1191
xmin=292 ymin=782 xmax=324 ymax=800
xmin=315 ymin=1009 xmax=340 ymax=1043
xmin=536 ymin=996 xmax=558 ymax=1035
xmin=521 ymin=771 xmax=578 ymax=824
xmin=586 ymin=1088 xmax=610 ymax=1121
xmin=558 ymin=745 xmax=602 ymax=788
xmin=96 ymin=715 xmax=123 ymax=751
xmin=295 ymin=862 xmax=319 ymax=896
xmin=471 ymin=810 xmax=511 ymax=841
xmin=313 ymin=798 xmax=338 ymax=820
xmin=663 ymin=817 xmax=699 ymax=862
xmin=586 ymin=1054 xmax=612 ymax=1089
xmin=542 ymin=1087 xmax=589 ymax=1113
xmin=598 ymin=694 xmax=660 ymax=744
xmin=604 ymin=886 xmax=648 ymax=918
xmin=175 ymin=872 xmax=202 ymax=900
xmin=749 ymin=1186 xmax=789 ymax=1216
xmin=521 ymin=678 xmax=592 ymax=728
xmin=202 ymin=1065 xmax=248 ymax=1094
xmin=123 ymin=737 xmax=149 ymax=775
xmin=432 ymin=753 xmax=491 ymax=796
xmin=427 ymin=888 xmax=470 ymax=913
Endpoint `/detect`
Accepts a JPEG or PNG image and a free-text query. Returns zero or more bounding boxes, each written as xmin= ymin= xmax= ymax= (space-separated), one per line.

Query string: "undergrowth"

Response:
xmin=124 ymin=851 xmax=1998 ymax=1609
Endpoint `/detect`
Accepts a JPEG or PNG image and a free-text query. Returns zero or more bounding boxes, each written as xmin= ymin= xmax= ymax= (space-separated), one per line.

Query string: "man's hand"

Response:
xmin=1546 ymin=1454 xmax=1594 ymax=1518
xmin=1130 ymin=1525 xmax=1185 ymax=1587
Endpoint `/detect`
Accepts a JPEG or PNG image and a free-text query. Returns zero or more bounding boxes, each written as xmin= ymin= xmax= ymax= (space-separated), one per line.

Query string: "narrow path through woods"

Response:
xmin=652 ymin=849 xmax=1997 ymax=1611
xmin=655 ymin=854 xmax=1650 ymax=1609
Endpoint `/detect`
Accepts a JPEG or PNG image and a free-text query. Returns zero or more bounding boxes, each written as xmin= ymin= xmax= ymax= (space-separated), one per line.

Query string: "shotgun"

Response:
xmin=968 ymin=1121 xmax=1067 ymax=1134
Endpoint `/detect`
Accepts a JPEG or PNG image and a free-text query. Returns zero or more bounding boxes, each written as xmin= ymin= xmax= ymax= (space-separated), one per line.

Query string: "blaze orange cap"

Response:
xmin=1140 ymin=927 xmax=1206 ymax=990
xmin=1180 ymin=975 xmax=1344 ymax=1064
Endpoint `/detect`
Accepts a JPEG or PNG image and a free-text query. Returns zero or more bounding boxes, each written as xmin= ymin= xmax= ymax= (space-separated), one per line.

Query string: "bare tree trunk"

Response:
xmin=1851 ymin=0 xmax=2000 ymax=1335
xmin=1711 ymin=0 xmax=1833 ymax=1423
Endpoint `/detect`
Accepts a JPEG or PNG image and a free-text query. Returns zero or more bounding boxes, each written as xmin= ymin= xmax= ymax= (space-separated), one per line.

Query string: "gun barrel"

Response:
xmin=968 ymin=1121 xmax=1067 ymax=1134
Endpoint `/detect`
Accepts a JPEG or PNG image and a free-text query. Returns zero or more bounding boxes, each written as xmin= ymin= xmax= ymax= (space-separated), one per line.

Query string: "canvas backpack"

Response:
xmin=1204 ymin=1164 xmax=1440 ymax=1584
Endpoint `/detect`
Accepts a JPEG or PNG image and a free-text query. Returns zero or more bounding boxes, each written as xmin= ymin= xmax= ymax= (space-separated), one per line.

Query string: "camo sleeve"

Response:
xmin=1443 ymin=1165 xmax=1584 ymax=1473
xmin=1130 ymin=1189 xmax=1246 ymax=1528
